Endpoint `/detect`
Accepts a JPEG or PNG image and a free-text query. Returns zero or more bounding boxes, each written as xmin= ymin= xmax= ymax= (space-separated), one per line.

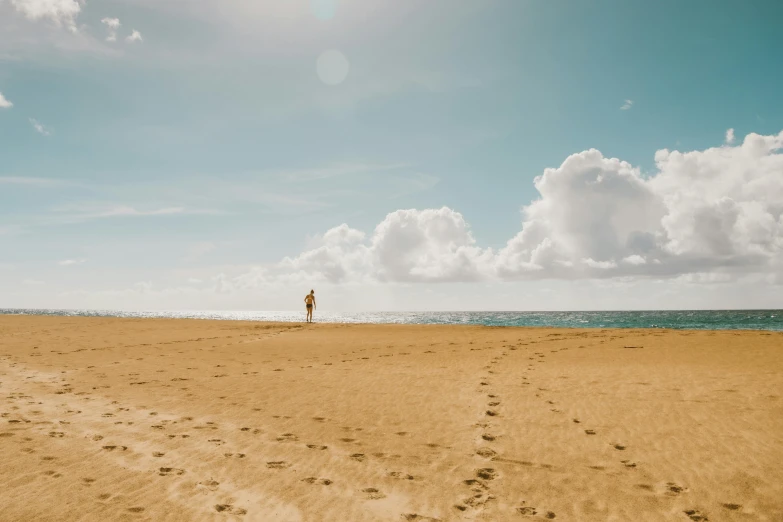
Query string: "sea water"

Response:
xmin=1 ymin=309 xmax=781 ymax=331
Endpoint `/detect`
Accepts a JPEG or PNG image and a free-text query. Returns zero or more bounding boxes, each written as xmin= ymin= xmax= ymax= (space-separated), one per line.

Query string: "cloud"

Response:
xmin=58 ymin=258 xmax=86 ymax=266
xmin=275 ymin=208 xmax=496 ymax=284
xmin=272 ymin=162 xmax=410 ymax=182
xmin=9 ymin=0 xmax=81 ymax=31
xmin=101 ymin=17 xmax=121 ymax=42
xmin=620 ymin=99 xmax=633 ymax=110
xmin=0 ymin=92 xmax=12 ymax=108
xmin=126 ymin=30 xmax=143 ymax=43
xmin=245 ymin=129 xmax=783 ymax=286
xmin=29 ymin=118 xmax=51 ymax=135
xmin=622 ymin=255 xmax=647 ymax=266
xmin=725 ymin=128 xmax=735 ymax=145
xmin=0 ymin=176 xmax=65 ymax=186
xmin=42 ymin=204 xmax=224 ymax=226
xmin=66 ymin=205 xmax=186 ymax=219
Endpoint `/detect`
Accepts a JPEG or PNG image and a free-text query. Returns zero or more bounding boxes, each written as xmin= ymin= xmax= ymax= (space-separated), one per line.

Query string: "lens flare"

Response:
xmin=310 ymin=0 xmax=337 ymax=20
xmin=317 ymin=50 xmax=350 ymax=86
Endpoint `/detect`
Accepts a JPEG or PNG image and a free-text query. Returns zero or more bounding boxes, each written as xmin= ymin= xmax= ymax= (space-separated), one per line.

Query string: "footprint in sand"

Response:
xmin=666 ymin=482 xmax=689 ymax=495
xmin=402 ymin=515 xmax=441 ymax=522
xmin=684 ymin=509 xmax=708 ymax=521
xmin=302 ymin=477 xmax=333 ymax=486
xmin=307 ymin=444 xmax=328 ymax=450
xmin=612 ymin=444 xmax=627 ymax=451
xmin=463 ymin=478 xmax=488 ymax=490
xmin=127 ymin=507 xmax=145 ymax=513
xmin=584 ymin=429 xmax=596 ymax=435
xmin=389 ymin=471 xmax=415 ymax=480
xmin=266 ymin=461 xmax=290 ymax=469
xmin=722 ymin=503 xmax=741 ymax=511
xmin=350 ymin=453 xmax=366 ymax=462
xmin=362 ymin=487 xmax=385 ymax=499
xmin=48 ymin=431 xmax=65 ymax=438
xmin=516 ymin=503 xmax=556 ymax=518
xmin=158 ymin=467 xmax=185 ymax=476
xmin=197 ymin=479 xmax=220 ymax=491
xmin=476 ymin=468 xmax=496 ymax=480
xmin=476 ymin=448 xmax=497 ymax=458
xmin=620 ymin=460 xmax=637 ymax=468
xmin=456 ymin=478 xmax=494 ymax=510
xmin=223 ymin=453 xmax=246 ymax=459
xmin=102 ymin=445 xmax=128 ymax=451
xmin=152 ymin=452 xmax=165 ymax=457
xmin=276 ymin=433 xmax=298 ymax=442
xmin=215 ymin=504 xmax=247 ymax=515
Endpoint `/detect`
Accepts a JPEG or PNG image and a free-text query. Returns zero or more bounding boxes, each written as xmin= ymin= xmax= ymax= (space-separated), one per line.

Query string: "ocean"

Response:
xmin=1 ymin=308 xmax=781 ymax=331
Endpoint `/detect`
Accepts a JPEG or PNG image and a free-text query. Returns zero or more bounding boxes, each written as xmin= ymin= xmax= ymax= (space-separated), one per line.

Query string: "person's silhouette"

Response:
xmin=304 ymin=290 xmax=316 ymax=323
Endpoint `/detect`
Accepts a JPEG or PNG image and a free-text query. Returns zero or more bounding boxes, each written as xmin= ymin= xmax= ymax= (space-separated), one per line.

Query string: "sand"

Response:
xmin=0 ymin=316 xmax=781 ymax=522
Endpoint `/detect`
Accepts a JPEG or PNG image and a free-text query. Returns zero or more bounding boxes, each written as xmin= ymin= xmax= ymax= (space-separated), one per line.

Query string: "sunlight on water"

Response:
xmin=1 ymin=309 xmax=781 ymax=331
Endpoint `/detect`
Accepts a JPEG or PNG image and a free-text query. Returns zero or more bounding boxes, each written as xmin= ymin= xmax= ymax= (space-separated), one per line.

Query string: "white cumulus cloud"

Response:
xmin=253 ymin=129 xmax=783 ymax=286
xmin=101 ymin=17 xmax=121 ymax=42
xmin=277 ymin=208 xmax=494 ymax=284
xmin=126 ymin=30 xmax=142 ymax=43
xmin=725 ymin=128 xmax=735 ymax=145
xmin=0 ymin=92 xmax=13 ymax=108
xmin=9 ymin=0 xmax=81 ymax=31
xmin=620 ymin=99 xmax=633 ymax=110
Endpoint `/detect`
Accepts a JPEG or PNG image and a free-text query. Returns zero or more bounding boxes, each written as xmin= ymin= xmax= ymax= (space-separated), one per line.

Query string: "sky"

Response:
xmin=1 ymin=0 xmax=782 ymax=312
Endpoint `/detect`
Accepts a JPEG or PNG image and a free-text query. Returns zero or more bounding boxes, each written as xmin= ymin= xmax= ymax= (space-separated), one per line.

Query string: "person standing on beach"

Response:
xmin=304 ymin=290 xmax=316 ymax=323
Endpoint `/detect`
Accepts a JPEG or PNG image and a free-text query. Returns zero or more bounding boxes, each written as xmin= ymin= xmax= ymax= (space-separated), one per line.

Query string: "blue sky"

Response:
xmin=1 ymin=0 xmax=782 ymax=311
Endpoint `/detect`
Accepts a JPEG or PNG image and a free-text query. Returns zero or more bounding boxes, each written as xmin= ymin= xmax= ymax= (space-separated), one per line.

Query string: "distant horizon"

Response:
xmin=2 ymin=307 xmax=782 ymax=313
xmin=3 ymin=307 xmax=781 ymax=331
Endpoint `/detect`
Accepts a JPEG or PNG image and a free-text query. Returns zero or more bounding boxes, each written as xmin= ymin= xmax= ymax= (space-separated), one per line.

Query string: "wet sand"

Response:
xmin=0 ymin=315 xmax=781 ymax=521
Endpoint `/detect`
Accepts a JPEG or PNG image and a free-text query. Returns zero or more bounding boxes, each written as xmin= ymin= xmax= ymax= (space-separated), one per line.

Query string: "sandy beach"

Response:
xmin=0 ymin=316 xmax=781 ymax=522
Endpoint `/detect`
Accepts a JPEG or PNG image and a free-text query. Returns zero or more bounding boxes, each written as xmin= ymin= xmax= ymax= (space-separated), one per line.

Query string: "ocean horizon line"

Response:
xmin=2 ymin=308 xmax=781 ymax=331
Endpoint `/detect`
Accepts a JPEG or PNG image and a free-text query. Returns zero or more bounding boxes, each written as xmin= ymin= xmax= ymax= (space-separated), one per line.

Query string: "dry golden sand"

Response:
xmin=0 ymin=316 xmax=782 ymax=522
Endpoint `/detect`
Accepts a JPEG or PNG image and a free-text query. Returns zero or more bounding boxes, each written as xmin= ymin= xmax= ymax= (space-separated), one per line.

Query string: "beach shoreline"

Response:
xmin=1 ymin=315 xmax=781 ymax=521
